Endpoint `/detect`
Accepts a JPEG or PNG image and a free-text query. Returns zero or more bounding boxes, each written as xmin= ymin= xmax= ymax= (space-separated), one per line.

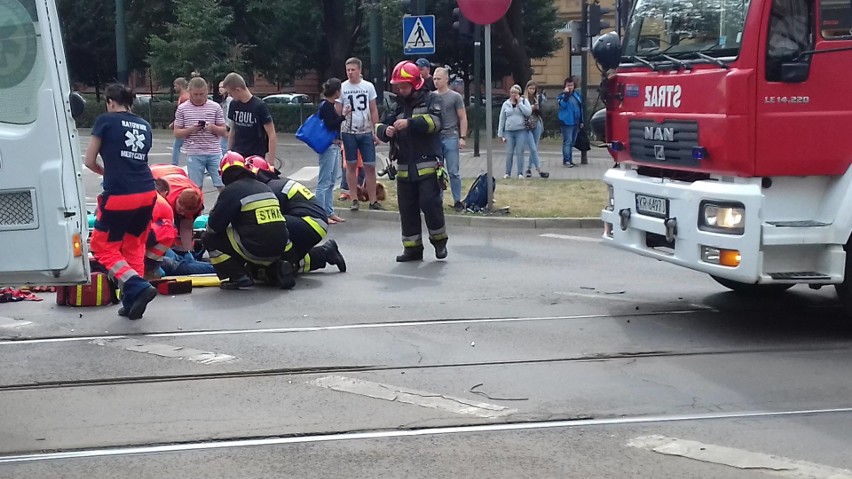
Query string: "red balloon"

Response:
xmin=456 ymin=0 xmax=512 ymax=25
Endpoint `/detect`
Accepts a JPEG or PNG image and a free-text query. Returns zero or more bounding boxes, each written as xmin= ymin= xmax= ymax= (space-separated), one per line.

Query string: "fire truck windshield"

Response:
xmin=624 ymin=0 xmax=752 ymax=59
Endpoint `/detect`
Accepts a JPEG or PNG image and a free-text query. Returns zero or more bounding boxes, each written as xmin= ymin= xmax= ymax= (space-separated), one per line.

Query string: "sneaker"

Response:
xmin=219 ymin=274 xmax=254 ymax=290
xmin=518 ymin=174 xmax=524 ymax=179
xmin=338 ymin=192 xmax=351 ymax=201
xmin=568 ymin=163 xmax=576 ymax=168
xmin=127 ymin=286 xmax=158 ymax=320
xmin=453 ymin=201 xmax=464 ymax=212
xmin=324 ymin=239 xmax=347 ymax=273
xmin=369 ymin=201 xmax=384 ymax=211
xmin=503 ymin=174 xmax=510 ymax=179
xmin=350 ymin=200 xmax=360 ymax=211
xmin=525 ymin=169 xmax=532 ymax=178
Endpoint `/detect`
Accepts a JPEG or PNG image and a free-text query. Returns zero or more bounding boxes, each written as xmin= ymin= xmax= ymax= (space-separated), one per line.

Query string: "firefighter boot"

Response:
xmin=396 ymin=247 xmax=424 ymax=263
xmin=432 ymin=238 xmax=448 ymax=260
xmin=323 ymin=239 xmax=347 ymax=273
xmin=276 ymin=260 xmax=297 ymax=290
xmin=220 ymin=274 xmax=255 ymax=290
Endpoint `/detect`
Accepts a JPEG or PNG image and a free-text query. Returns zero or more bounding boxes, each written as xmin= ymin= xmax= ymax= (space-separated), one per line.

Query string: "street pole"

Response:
xmin=484 ymin=24 xmax=494 ymax=210
xmin=368 ymin=0 xmax=383 ymax=105
xmin=580 ymin=0 xmax=589 ymax=165
xmin=115 ymin=0 xmax=128 ymax=84
xmin=473 ymin=25 xmax=482 ymax=157
xmin=415 ymin=0 xmax=425 ymax=15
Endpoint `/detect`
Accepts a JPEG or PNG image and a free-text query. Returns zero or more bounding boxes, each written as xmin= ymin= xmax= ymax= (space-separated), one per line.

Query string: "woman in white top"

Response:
xmin=497 ymin=84 xmax=532 ymax=179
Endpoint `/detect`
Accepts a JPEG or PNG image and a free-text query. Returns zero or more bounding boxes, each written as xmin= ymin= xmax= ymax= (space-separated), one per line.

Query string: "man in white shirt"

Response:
xmin=338 ymin=57 xmax=382 ymax=211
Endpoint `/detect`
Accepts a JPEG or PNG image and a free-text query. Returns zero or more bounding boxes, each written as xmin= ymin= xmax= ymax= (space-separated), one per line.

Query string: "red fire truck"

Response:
xmin=594 ymin=0 xmax=852 ymax=309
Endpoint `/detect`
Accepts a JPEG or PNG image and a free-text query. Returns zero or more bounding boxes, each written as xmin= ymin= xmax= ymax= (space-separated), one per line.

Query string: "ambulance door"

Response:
xmin=0 ymin=0 xmax=89 ymax=286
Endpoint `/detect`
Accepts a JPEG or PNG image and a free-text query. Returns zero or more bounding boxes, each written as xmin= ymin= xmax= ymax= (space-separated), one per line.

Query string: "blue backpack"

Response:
xmin=463 ymin=173 xmax=496 ymax=212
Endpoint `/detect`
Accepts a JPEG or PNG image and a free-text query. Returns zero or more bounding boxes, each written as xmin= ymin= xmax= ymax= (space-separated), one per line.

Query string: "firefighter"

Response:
xmin=375 ymin=60 xmax=448 ymax=262
xmin=202 ymin=152 xmax=296 ymax=290
xmin=245 ymin=156 xmax=346 ymax=273
xmin=83 ymin=83 xmax=158 ymax=319
xmin=143 ymin=178 xmax=178 ymax=279
xmin=150 ymin=164 xmax=204 ymax=255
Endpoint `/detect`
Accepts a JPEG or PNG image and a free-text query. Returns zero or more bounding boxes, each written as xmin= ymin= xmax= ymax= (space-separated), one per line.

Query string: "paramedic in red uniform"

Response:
xmin=84 ymin=84 xmax=158 ymax=320
xmin=150 ymin=164 xmax=203 ymax=254
xmin=144 ymin=179 xmax=178 ymax=279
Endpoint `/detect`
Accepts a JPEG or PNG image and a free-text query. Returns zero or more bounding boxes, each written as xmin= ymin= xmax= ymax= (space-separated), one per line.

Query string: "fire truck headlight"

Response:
xmin=700 ymin=202 xmax=745 ymax=234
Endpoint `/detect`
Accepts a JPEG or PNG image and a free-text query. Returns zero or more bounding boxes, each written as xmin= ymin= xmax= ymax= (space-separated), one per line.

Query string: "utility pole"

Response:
xmin=368 ymin=0 xmax=384 ymax=105
xmin=580 ymin=0 xmax=589 ymax=164
xmin=473 ymin=25 xmax=482 ymax=157
xmin=115 ymin=0 xmax=128 ymax=84
xmin=415 ymin=0 xmax=426 ymax=15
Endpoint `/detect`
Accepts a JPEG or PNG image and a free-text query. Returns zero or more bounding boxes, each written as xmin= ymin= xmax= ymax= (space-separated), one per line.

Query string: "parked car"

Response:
xmin=262 ymin=94 xmax=313 ymax=105
xmin=133 ymin=94 xmax=160 ymax=107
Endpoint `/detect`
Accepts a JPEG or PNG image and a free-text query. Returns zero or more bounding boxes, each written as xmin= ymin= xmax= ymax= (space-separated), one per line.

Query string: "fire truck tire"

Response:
xmin=711 ymin=276 xmax=794 ymax=295
xmin=834 ymin=248 xmax=852 ymax=313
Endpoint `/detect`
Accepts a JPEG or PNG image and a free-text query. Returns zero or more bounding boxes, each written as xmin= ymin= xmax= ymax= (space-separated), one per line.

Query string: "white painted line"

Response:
xmin=92 ymin=338 xmax=236 ymax=364
xmin=368 ymin=273 xmax=436 ymax=282
xmin=0 ymin=317 xmax=32 ymax=329
xmin=311 ymin=375 xmax=516 ymax=418
xmin=288 ymin=166 xmax=319 ymax=182
xmin=4 ymin=407 xmax=852 ymax=465
xmin=540 ymin=233 xmax=601 ymax=243
xmin=628 ymin=435 xmax=852 ymax=479
xmin=0 ymin=310 xmax=709 ymax=346
xmin=554 ymin=291 xmax=638 ymax=303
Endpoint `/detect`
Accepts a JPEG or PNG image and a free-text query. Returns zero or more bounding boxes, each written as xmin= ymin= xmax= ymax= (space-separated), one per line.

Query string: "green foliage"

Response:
xmin=56 ymin=0 xmax=116 ymax=87
xmin=147 ymin=0 xmax=250 ymax=84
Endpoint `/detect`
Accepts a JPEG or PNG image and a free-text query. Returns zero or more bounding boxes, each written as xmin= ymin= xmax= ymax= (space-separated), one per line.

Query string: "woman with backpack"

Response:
xmin=314 ymin=78 xmax=351 ymax=224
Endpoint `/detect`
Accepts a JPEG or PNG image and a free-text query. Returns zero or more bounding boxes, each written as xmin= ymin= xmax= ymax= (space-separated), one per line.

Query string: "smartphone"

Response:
xmin=197 ymin=120 xmax=206 ymax=127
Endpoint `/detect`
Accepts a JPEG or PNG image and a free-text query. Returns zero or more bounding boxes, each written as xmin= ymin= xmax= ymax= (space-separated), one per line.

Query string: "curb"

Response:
xmin=334 ymin=209 xmax=602 ymax=229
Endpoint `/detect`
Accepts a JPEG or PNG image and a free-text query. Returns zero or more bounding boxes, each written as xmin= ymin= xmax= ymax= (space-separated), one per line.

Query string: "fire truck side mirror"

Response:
xmin=780 ymin=62 xmax=810 ymax=83
xmin=69 ymin=92 xmax=86 ymax=121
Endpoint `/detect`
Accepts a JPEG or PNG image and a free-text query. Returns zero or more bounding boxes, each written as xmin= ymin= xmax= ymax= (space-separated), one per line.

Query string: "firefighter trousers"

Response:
xmin=89 ymin=191 xmax=157 ymax=307
xmin=397 ymin=176 xmax=447 ymax=252
xmin=204 ymin=228 xmax=280 ymax=281
xmin=284 ymin=215 xmax=336 ymax=273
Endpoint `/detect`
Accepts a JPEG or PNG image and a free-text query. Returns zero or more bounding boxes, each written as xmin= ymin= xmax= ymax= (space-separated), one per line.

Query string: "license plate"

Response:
xmin=635 ymin=194 xmax=668 ymax=218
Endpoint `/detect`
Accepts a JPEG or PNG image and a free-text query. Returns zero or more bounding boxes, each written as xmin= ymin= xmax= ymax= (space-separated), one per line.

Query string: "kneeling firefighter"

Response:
xmin=245 ymin=156 xmax=346 ymax=274
xmin=202 ymin=152 xmax=296 ymax=289
xmin=375 ymin=60 xmax=448 ymax=262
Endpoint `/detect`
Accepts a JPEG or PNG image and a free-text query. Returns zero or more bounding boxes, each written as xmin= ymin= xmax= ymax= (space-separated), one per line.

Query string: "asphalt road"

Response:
xmin=2 ymin=218 xmax=852 ymax=478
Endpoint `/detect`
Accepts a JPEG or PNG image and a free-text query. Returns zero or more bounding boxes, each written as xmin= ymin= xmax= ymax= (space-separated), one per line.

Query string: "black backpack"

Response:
xmin=463 ymin=173 xmax=496 ymax=212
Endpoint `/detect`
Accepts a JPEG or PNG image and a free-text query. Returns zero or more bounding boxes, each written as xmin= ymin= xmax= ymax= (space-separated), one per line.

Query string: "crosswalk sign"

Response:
xmin=403 ymin=15 xmax=436 ymax=55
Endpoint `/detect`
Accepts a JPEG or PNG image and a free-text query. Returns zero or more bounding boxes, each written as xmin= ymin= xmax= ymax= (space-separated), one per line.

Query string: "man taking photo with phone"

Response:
xmin=174 ymin=76 xmax=228 ymax=191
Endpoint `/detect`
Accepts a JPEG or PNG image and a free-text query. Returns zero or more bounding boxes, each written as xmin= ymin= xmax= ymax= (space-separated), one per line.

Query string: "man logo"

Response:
xmin=654 ymin=145 xmax=666 ymax=161
xmin=644 ymin=126 xmax=674 ymax=142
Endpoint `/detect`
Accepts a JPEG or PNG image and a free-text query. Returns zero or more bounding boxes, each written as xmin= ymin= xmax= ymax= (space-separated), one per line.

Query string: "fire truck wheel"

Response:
xmin=711 ymin=276 xmax=794 ymax=295
xmin=834 ymin=250 xmax=852 ymax=313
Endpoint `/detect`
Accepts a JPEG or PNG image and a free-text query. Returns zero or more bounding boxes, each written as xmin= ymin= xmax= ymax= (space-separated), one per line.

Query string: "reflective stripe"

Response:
xmin=301 ymin=254 xmax=311 ymax=273
xmin=240 ymin=192 xmax=276 ymax=207
xmin=412 ymin=113 xmax=436 ymax=134
xmin=285 ymin=241 xmax=293 ymax=252
xmin=226 ymin=226 xmax=278 ymax=265
xmin=96 ymin=280 xmax=103 ymax=305
xmin=428 ymin=226 xmax=447 ymax=236
xmin=146 ymin=243 xmax=169 ymax=260
xmin=74 ymin=286 xmax=83 ymax=306
xmin=209 ymin=252 xmax=231 ymax=265
xmin=397 ymin=170 xmax=409 ymax=178
xmin=402 ymin=235 xmax=422 ymax=248
xmin=430 ymin=233 xmax=448 ymax=241
xmin=418 ymin=167 xmax=436 ymax=175
xmin=108 ymin=260 xmax=137 ymax=284
xmin=240 ymin=198 xmax=281 ymax=212
xmin=145 ymin=251 xmax=163 ymax=261
xmin=303 ymin=216 xmax=328 ymax=239
xmin=415 ymin=161 xmax=435 ymax=170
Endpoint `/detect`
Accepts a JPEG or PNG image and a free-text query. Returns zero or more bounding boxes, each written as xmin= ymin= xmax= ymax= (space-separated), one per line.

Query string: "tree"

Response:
xmin=492 ymin=0 xmax=563 ymax=88
xmin=56 ymin=0 xmax=116 ymax=98
xmin=320 ymin=0 xmax=367 ymax=79
xmin=147 ymin=0 xmax=250 ymax=88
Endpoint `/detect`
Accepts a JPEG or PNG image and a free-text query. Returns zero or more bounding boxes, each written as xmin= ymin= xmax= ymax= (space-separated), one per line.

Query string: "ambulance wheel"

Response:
xmin=711 ymin=276 xmax=794 ymax=295
xmin=834 ymin=243 xmax=852 ymax=314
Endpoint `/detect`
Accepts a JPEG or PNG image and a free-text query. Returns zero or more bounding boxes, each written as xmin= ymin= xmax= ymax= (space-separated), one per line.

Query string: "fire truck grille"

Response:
xmin=629 ymin=120 xmax=700 ymax=167
xmin=0 ymin=190 xmax=36 ymax=228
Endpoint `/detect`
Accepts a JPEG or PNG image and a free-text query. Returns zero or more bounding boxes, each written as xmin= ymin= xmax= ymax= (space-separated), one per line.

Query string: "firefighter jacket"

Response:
xmin=255 ymin=170 xmax=326 ymax=220
xmin=375 ymin=89 xmax=443 ymax=182
xmin=206 ymin=176 xmax=289 ymax=260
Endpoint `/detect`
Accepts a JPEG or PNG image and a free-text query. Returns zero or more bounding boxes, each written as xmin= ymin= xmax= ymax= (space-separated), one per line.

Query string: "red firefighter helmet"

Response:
xmin=219 ymin=151 xmax=245 ymax=175
xmin=390 ymin=61 xmax=424 ymax=90
xmin=245 ymin=155 xmax=272 ymax=174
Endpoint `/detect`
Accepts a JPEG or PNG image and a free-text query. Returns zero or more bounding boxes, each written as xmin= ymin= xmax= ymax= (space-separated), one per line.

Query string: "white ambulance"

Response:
xmin=0 ymin=0 xmax=89 ymax=286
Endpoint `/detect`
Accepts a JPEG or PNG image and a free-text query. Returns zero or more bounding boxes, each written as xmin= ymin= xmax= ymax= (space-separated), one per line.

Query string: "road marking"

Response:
xmin=92 ymin=338 xmax=236 ymax=364
xmin=0 ymin=310 xmax=709 ymax=346
xmin=3 ymin=407 xmax=852 ymax=464
xmin=628 ymin=435 xmax=852 ymax=478
xmin=289 ymin=166 xmax=319 ymax=182
xmin=311 ymin=375 xmax=516 ymax=418
xmin=554 ymin=291 xmax=639 ymax=303
xmin=540 ymin=233 xmax=601 ymax=243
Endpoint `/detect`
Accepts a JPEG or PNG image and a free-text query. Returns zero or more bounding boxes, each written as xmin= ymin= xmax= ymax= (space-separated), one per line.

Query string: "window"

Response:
xmin=766 ymin=0 xmax=813 ymax=81
xmin=820 ymin=0 xmax=852 ymax=39
xmin=0 ymin=0 xmax=45 ymax=125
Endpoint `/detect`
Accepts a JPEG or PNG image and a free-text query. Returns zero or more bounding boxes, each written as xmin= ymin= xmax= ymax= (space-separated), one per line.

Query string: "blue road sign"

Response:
xmin=403 ymin=15 xmax=436 ymax=55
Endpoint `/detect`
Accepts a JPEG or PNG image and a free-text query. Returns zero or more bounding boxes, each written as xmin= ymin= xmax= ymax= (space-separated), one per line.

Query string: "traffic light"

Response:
xmin=453 ymin=7 xmax=474 ymax=39
xmin=587 ymin=1 xmax=612 ymax=37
